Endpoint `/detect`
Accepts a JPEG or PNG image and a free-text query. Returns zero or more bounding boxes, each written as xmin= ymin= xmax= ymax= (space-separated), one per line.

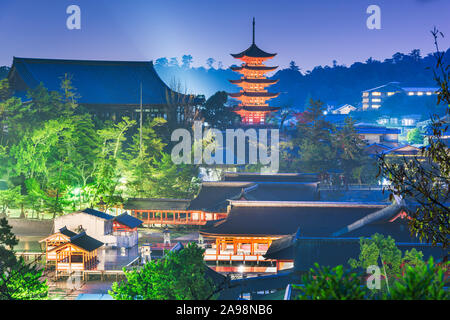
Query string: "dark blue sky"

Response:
xmin=1 ymin=0 xmax=449 ymax=71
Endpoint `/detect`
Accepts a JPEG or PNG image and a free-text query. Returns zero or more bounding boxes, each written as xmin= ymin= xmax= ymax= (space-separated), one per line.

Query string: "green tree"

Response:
xmin=378 ymin=29 xmax=450 ymax=250
xmin=200 ymin=91 xmax=240 ymax=130
xmin=348 ymin=234 xmax=426 ymax=282
xmin=334 ymin=118 xmax=368 ymax=185
xmin=0 ymin=218 xmax=48 ymax=300
xmin=387 ymin=258 xmax=449 ymax=300
xmin=124 ymin=118 xmax=167 ymax=197
xmin=294 ymin=263 xmax=368 ymax=300
xmin=0 ymin=187 xmax=22 ymax=217
xmin=284 ymin=99 xmax=335 ymax=174
xmin=109 ymin=243 xmax=216 ymax=300
xmin=406 ymin=128 xmax=424 ymax=145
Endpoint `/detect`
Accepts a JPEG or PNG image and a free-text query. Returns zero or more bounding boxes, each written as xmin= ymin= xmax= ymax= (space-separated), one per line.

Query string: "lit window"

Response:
xmin=372 ymin=98 xmax=381 ymax=102
xmin=387 ymin=92 xmax=395 ymax=96
xmin=362 ymin=104 xmax=369 ymax=109
xmin=426 ymin=92 xmax=432 ymax=95
xmin=372 ymin=104 xmax=381 ymax=109
xmin=363 ymin=98 xmax=369 ymax=103
xmin=408 ymin=92 xmax=414 ymax=96
xmin=372 ymin=92 xmax=381 ymax=96
xmin=417 ymin=92 xmax=424 ymax=96
xmin=362 ymin=92 xmax=369 ymax=97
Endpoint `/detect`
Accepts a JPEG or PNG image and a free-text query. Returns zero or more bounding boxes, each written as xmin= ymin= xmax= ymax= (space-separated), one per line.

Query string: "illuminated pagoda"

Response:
xmin=229 ymin=18 xmax=280 ymax=125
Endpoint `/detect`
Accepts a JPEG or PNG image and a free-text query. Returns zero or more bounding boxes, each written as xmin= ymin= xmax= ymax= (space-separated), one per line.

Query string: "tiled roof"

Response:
xmin=9 ymin=57 xmax=199 ymax=106
xmin=70 ymin=232 xmax=104 ymax=252
xmin=231 ymin=43 xmax=276 ymax=59
xmin=81 ymin=208 xmax=114 ymax=220
xmin=200 ymin=201 xmax=386 ymax=237
xmin=114 ymin=213 xmax=143 ymax=229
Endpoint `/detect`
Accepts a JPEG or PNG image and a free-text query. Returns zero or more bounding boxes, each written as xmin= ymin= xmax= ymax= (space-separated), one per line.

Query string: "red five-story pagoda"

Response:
xmin=229 ymin=18 xmax=279 ymax=125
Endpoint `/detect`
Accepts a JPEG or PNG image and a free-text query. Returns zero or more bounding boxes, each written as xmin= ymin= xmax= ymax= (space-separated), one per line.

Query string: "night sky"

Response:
xmin=0 ymin=0 xmax=449 ymax=71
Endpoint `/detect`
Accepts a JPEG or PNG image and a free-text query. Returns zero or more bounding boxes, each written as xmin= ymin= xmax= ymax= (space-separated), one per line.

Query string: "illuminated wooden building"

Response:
xmin=229 ymin=18 xmax=279 ymax=125
xmin=125 ymin=173 xmax=319 ymax=227
xmin=54 ymin=209 xmax=143 ymax=248
xmin=39 ymin=226 xmax=77 ymax=262
xmin=40 ymin=231 xmax=104 ymax=276
xmin=200 ymin=201 xmax=386 ymax=270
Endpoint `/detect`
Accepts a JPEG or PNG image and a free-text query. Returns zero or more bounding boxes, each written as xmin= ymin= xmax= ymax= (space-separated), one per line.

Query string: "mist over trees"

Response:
xmin=153 ymin=48 xmax=450 ymax=112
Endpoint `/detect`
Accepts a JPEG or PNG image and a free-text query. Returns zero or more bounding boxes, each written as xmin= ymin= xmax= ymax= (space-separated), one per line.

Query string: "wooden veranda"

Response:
xmin=131 ymin=209 xmax=227 ymax=226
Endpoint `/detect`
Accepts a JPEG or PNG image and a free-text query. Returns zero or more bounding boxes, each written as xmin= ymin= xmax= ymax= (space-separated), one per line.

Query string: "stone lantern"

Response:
xmin=163 ymin=228 xmax=171 ymax=246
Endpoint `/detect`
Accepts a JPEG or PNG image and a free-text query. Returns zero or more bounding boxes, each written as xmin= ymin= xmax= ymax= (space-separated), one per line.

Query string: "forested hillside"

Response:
xmin=154 ymin=49 xmax=450 ymax=111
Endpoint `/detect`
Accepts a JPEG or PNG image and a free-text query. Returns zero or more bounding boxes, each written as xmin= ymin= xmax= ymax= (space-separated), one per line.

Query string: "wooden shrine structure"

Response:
xmin=200 ymin=200 xmax=388 ymax=267
xmin=41 ymin=230 xmax=104 ymax=277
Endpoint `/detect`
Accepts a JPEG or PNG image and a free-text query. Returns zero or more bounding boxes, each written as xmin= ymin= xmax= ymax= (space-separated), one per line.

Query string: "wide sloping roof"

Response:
xmin=9 ymin=57 xmax=198 ymax=106
xmin=81 ymin=208 xmax=114 ymax=220
xmin=231 ymin=43 xmax=276 ymax=59
xmin=187 ymin=182 xmax=254 ymax=212
xmin=354 ymin=125 xmax=401 ymax=135
xmin=200 ymin=201 xmax=386 ymax=237
xmin=114 ymin=213 xmax=143 ymax=229
xmin=242 ymin=183 xmax=319 ymax=202
xmin=223 ymin=172 xmax=319 ymax=183
xmin=332 ymin=204 xmax=404 ymax=237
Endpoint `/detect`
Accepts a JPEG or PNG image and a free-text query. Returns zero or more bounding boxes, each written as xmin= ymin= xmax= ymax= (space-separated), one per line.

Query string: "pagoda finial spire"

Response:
xmin=252 ymin=17 xmax=255 ymax=44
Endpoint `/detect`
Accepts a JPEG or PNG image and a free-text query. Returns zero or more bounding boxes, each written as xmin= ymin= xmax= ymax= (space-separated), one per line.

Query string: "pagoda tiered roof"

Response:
xmin=229 ymin=91 xmax=279 ymax=98
xmin=231 ymin=43 xmax=277 ymax=59
xmin=230 ymin=65 xmax=278 ymax=72
xmin=229 ymin=78 xmax=278 ymax=85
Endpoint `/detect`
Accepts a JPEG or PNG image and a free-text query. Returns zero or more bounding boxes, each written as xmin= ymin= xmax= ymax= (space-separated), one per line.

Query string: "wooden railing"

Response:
xmin=131 ymin=210 xmax=227 ymax=226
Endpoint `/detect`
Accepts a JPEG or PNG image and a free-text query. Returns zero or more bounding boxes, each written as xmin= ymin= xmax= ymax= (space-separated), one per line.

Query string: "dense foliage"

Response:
xmin=388 ymin=258 xmax=448 ymax=300
xmin=280 ymin=99 xmax=377 ymax=185
xmin=294 ymin=263 xmax=367 ymax=300
xmin=153 ymin=49 xmax=450 ymax=115
xmin=378 ymin=29 xmax=450 ymax=250
xmin=0 ymin=78 xmax=200 ymax=217
xmin=109 ymin=243 xmax=217 ymax=300
xmin=0 ymin=218 xmax=48 ymax=300
xmin=348 ymin=233 xmax=426 ymax=282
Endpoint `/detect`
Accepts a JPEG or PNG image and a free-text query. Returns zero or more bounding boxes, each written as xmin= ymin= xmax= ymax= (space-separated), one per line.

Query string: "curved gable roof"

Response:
xmin=231 ymin=43 xmax=276 ymax=59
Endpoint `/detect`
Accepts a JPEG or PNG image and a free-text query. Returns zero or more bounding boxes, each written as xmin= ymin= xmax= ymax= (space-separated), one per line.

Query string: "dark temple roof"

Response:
xmin=188 ymin=182 xmax=254 ymax=212
xmin=8 ymin=57 xmax=199 ymax=106
xmin=200 ymin=201 xmax=386 ymax=237
xmin=114 ymin=213 xmax=143 ymax=229
xmin=223 ymin=172 xmax=320 ymax=183
xmin=81 ymin=208 xmax=114 ymax=220
xmin=188 ymin=179 xmax=320 ymax=212
xmin=69 ymin=232 xmax=104 ymax=252
xmin=59 ymin=226 xmax=77 ymax=238
xmin=123 ymin=198 xmax=190 ymax=210
xmin=231 ymin=43 xmax=277 ymax=59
